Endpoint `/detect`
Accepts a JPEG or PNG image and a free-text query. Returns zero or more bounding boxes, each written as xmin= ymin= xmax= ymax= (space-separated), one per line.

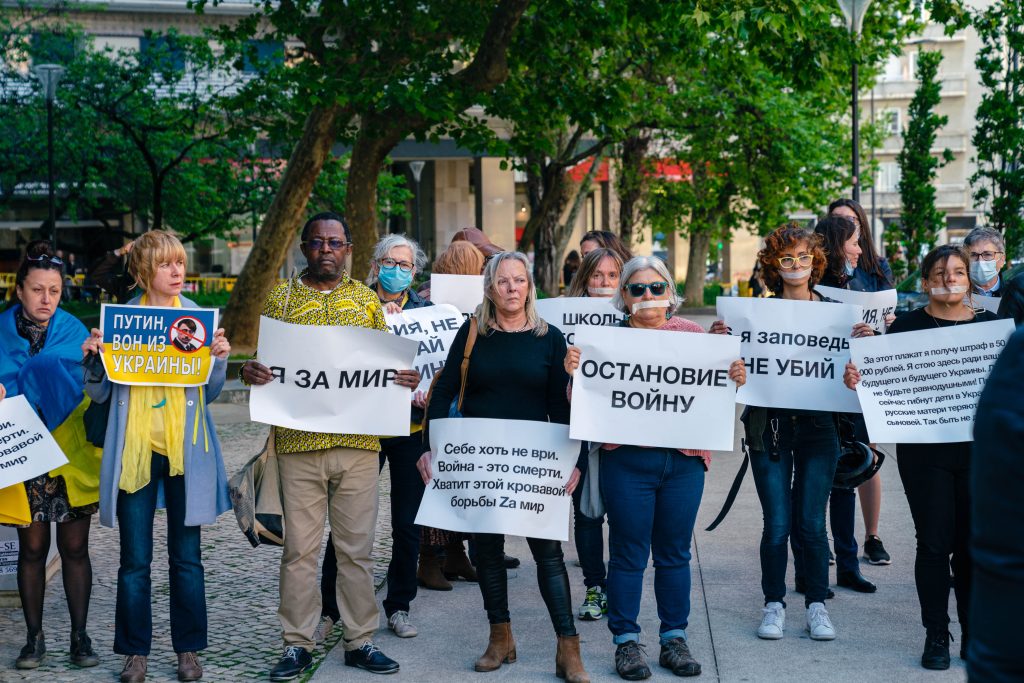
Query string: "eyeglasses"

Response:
xmin=303 ymin=238 xmax=350 ymax=252
xmin=624 ymin=281 xmax=670 ymax=297
xmin=26 ymin=254 xmax=64 ymax=266
xmin=777 ymin=254 xmax=814 ymax=269
xmin=379 ymin=257 xmax=414 ymax=272
xmin=969 ymin=250 xmax=1003 ymax=262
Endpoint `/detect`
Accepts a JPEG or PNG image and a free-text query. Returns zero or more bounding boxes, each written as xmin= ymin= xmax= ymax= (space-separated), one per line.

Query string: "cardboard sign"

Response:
xmin=385 ymin=305 xmax=463 ymax=394
xmin=430 ymin=274 xmax=485 ymax=315
xmin=534 ymin=297 xmax=625 ymax=345
xmin=0 ymin=395 xmax=69 ymax=490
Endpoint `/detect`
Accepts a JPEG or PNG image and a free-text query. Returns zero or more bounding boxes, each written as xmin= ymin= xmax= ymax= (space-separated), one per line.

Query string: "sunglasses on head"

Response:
xmin=27 ymin=254 xmax=64 ymax=266
xmin=624 ymin=281 xmax=669 ymax=297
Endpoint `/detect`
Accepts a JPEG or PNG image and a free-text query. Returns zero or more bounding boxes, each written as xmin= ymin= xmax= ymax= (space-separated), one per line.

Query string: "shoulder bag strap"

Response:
xmin=456 ymin=316 xmax=478 ymax=413
xmin=704 ymin=438 xmax=749 ymax=532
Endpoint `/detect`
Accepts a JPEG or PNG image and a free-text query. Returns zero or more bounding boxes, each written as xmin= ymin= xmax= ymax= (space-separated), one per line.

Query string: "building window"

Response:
xmin=881 ymin=54 xmax=903 ymax=82
xmin=30 ymin=32 xmax=78 ymax=65
xmin=876 ymin=161 xmax=902 ymax=192
xmin=242 ymin=40 xmax=284 ymax=73
xmin=882 ymin=108 xmax=902 ymax=136
xmin=140 ymin=35 xmax=186 ymax=71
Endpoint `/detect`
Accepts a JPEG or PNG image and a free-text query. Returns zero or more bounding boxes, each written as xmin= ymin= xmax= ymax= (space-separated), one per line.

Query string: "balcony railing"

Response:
xmin=870 ymin=184 xmax=970 ymax=211
xmin=875 ymin=132 xmax=968 ymax=155
xmin=867 ymin=75 xmax=967 ymax=101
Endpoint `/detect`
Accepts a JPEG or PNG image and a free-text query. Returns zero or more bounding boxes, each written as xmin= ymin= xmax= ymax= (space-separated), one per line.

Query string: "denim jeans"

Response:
xmin=115 ymin=453 xmax=206 ymax=655
xmin=748 ymin=411 xmax=839 ymax=608
xmin=792 ymin=485 xmax=858 ymax=578
xmin=600 ymin=446 xmax=705 ymax=643
xmin=572 ymin=445 xmax=606 ymax=590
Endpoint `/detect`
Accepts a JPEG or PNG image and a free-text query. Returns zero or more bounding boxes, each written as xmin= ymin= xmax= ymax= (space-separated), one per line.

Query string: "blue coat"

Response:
xmin=85 ymin=295 xmax=231 ymax=528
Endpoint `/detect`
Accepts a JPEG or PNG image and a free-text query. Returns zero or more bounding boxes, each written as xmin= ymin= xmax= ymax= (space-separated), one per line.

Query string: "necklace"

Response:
xmin=925 ymin=304 xmax=973 ymax=328
xmin=496 ymin=318 xmax=530 ymax=333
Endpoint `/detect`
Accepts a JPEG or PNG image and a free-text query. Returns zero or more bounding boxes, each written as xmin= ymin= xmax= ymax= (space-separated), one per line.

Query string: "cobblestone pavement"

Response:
xmin=0 ymin=406 xmax=394 ymax=682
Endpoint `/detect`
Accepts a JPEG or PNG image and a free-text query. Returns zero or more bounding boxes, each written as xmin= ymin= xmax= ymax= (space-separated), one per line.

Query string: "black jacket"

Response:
xmin=996 ymin=274 xmax=1024 ymax=325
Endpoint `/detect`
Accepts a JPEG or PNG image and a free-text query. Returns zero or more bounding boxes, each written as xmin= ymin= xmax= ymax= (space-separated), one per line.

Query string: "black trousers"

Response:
xmin=897 ymin=444 xmax=971 ymax=633
xmin=474 ymin=533 xmax=576 ymax=637
xmin=321 ymin=433 xmax=425 ymax=621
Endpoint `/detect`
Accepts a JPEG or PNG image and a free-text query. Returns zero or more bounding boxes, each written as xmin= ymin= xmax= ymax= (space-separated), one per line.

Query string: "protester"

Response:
xmin=721 ymin=223 xmax=873 ymax=643
xmin=416 ymin=239 xmax=486 ymax=305
xmin=844 ymin=244 xmax=999 ymax=670
xmin=562 ymin=250 xmax=581 ymax=291
xmin=579 ymin=230 xmax=632 ymax=264
xmin=962 ymin=226 xmax=1024 ymax=325
xmin=562 ymin=247 xmax=624 ymax=622
xmin=450 ymin=227 xmax=504 ymax=259
xmin=0 ymin=241 xmax=101 ymax=670
xmin=417 ymin=251 xmax=589 ymax=683
xmin=969 ymin=326 xmax=1024 ymax=681
xmin=828 ymin=199 xmax=894 ymax=565
xmin=240 ymin=213 xmax=418 ymax=680
xmin=565 ymin=255 xmax=746 ymax=680
xmin=89 ymin=239 xmax=137 ymax=303
xmin=81 ymin=230 xmax=232 ymax=683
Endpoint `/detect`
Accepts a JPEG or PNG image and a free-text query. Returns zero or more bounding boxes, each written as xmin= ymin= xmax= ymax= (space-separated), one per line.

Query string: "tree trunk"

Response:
xmin=151 ymin=175 xmax=164 ymax=232
xmin=521 ymin=166 xmax=573 ymax=294
xmin=345 ymin=122 xmax=405 ymax=281
xmin=616 ymin=132 xmax=651 ymax=248
xmin=683 ymin=230 xmax=711 ymax=307
xmin=222 ymin=104 xmax=345 ymax=352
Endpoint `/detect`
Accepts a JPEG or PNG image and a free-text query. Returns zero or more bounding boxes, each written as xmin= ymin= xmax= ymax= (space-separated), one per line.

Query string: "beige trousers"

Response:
xmin=277 ymin=446 xmax=379 ymax=651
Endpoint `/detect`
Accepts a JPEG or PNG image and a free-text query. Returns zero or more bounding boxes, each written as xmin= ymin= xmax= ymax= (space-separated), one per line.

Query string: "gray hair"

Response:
xmin=963 ymin=226 xmax=1005 ymax=253
xmin=477 ymin=251 xmax=548 ymax=337
xmin=365 ymin=234 xmax=427 ymax=286
xmin=612 ymin=256 xmax=680 ymax=314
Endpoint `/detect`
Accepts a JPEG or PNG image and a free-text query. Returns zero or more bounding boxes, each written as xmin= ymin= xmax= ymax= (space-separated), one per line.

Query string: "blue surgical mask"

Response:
xmin=378 ymin=265 xmax=413 ymax=294
xmin=844 ymin=261 xmax=856 ymax=277
xmin=970 ymin=260 xmax=999 ymax=287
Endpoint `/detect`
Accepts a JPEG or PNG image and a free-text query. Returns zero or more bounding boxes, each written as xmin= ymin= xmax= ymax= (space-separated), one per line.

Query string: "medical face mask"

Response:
xmin=378 ymin=265 xmax=413 ymax=294
xmin=844 ymin=261 xmax=856 ymax=277
xmin=588 ymin=286 xmax=616 ymax=297
xmin=969 ymin=260 xmax=999 ymax=287
xmin=630 ymin=300 xmax=671 ymax=315
xmin=780 ymin=267 xmax=812 ymax=281
xmin=929 ymin=285 xmax=969 ymax=296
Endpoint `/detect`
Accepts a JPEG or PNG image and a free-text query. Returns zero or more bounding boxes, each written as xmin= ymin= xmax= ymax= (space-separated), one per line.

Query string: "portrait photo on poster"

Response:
xmin=169 ymin=316 xmax=207 ymax=353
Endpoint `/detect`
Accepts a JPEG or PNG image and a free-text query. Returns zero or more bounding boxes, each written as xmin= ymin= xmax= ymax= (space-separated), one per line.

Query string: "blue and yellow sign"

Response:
xmin=100 ymin=304 xmax=218 ymax=387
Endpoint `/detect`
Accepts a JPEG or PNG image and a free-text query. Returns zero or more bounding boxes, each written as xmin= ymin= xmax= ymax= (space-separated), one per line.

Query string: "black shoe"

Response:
xmin=70 ymin=629 xmax=99 ymax=668
xmin=16 ymin=632 xmax=46 ymax=669
xmin=793 ymin=578 xmax=834 ymax=599
xmin=863 ymin=535 xmax=892 ymax=565
xmin=344 ymin=641 xmax=399 ymax=674
xmin=659 ymin=637 xmax=701 ymax=677
xmin=921 ymin=631 xmax=951 ymax=670
xmin=269 ymin=646 xmax=313 ymax=681
xmin=615 ymin=641 xmax=652 ymax=681
xmin=960 ymin=632 xmax=968 ymax=660
xmin=503 ymin=554 xmax=521 ymax=569
xmin=837 ymin=569 xmax=877 ymax=593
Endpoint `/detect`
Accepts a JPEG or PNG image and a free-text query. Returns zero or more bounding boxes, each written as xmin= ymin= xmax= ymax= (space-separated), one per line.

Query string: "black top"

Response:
xmin=425 ymin=319 xmax=571 ymax=434
xmin=888 ymin=306 xmax=1000 ymax=335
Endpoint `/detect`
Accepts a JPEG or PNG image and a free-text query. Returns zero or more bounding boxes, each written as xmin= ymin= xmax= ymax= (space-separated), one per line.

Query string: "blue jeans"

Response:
xmin=601 ymin=446 xmax=705 ymax=644
xmin=115 ymin=453 xmax=207 ymax=655
xmin=791 ymin=485 xmax=858 ymax=579
xmin=572 ymin=445 xmax=606 ymax=590
xmin=749 ymin=411 xmax=840 ymax=607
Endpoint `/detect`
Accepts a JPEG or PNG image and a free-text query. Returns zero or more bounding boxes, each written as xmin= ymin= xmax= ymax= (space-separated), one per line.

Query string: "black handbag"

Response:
xmin=81 ymin=352 xmax=109 ymax=447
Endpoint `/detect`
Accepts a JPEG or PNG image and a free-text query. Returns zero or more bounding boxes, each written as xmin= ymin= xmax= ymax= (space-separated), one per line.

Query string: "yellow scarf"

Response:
xmin=119 ymin=294 xmax=187 ymax=493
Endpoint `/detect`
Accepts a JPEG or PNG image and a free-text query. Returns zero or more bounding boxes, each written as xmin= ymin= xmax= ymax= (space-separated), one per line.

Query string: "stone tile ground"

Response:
xmin=0 ymin=413 xmax=393 ymax=682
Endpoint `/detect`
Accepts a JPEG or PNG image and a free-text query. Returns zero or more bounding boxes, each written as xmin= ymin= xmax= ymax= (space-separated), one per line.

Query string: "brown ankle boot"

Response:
xmin=443 ymin=541 xmax=478 ymax=582
xmin=474 ymin=622 xmax=517 ymax=672
xmin=556 ymin=634 xmax=590 ymax=683
xmin=417 ymin=547 xmax=452 ymax=591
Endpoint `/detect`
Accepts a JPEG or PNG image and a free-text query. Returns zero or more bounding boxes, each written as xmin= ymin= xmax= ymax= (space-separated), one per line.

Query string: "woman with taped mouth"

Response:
xmin=562 ymin=247 xmax=624 ymax=624
xmin=711 ymin=223 xmax=873 ymax=645
xmin=0 ymin=240 xmax=101 ymax=670
xmin=416 ymin=251 xmax=590 ymax=682
xmin=81 ymin=230 xmax=232 ymax=683
xmin=843 ymin=244 xmax=999 ymax=671
xmin=564 ymin=256 xmax=746 ymax=680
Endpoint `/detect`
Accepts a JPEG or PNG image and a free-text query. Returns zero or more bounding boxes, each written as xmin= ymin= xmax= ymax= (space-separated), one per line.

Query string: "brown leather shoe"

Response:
xmin=443 ymin=541 xmax=478 ymax=582
xmin=474 ymin=622 xmax=516 ymax=672
xmin=177 ymin=652 xmax=203 ymax=681
xmin=555 ymin=634 xmax=590 ymax=683
xmin=417 ymin=547 xmax=453 ymax=591
xmin=120 ymin=655 xmax=147 ymax=683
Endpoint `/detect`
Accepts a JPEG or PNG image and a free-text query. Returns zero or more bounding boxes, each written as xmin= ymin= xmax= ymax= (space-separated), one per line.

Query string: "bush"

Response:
xmin=703 ymin=282 xmax=724 ymax=306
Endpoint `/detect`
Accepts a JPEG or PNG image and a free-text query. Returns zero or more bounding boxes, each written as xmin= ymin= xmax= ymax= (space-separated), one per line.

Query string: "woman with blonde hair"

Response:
xmin=82 ymin=230 xmax=232 ymax=683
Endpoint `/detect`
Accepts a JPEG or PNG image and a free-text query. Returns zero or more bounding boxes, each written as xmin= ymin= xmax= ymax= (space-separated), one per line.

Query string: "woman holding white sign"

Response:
xmin=565 ymin=255 xmax=745 ymax=680
xmin=417 ymin=251 xmax=589 ymax=683
xmin=81 ymin=230 xmax=232 ymax=683
xmin=0 ymin=241 xmax=101 ymax=669
xmin=844 ymin=244 xmax=999 ymax=671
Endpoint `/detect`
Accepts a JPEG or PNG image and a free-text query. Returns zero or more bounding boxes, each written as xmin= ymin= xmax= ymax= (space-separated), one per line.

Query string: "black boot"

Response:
xmin=16 ymin=631 xmax=46 ymax=669
xmin=921 ymin=630 xmax=950 ymax=670
xmin=71 ymin=629 xmax=100 ymax=668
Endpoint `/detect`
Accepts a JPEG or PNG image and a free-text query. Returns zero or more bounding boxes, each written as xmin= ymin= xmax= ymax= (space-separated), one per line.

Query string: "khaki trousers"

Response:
xmin=278 ymin=446 xmax=379 ymax=651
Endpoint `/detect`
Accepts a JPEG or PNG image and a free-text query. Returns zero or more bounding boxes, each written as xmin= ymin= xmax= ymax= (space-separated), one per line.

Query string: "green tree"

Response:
xmin=896 ymin=50 xmax=953 ymax=273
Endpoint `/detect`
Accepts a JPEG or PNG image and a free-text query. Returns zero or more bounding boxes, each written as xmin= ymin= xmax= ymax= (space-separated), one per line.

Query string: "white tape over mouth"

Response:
xmin=588 ymin=287 xmax=617 ymax=297
xmin=930 ymin=285 xmax=969 ymax=295
xmin=780 ymin=267 xmax=812 ymax=281
xmin=630 ymin=300 xmax=671 ymax=315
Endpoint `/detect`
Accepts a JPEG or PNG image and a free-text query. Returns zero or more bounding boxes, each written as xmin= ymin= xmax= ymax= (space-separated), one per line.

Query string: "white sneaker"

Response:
xmin=806 ymin=602 xmax=836 ymax=640
xmin=313 ymin=615 xmax=335 ymax=645
xmin=757 ymin=602 xmax=785 ymax=640
xmin=387 ymin=611 xmax=418 ymax=638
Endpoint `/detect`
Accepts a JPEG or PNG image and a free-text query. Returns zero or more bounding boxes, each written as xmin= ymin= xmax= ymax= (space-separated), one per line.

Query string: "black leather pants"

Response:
xmin=474 ymin=533 xmax=577 ymax=636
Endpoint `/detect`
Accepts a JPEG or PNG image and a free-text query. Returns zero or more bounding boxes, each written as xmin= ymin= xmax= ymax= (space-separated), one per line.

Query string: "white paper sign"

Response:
xmin=430 ymin=274 xmax=485 ymax=314
xmin=967 ymin=295 xmax=1001 ymax=314
xmin=535 ymin=297 xmax=626 ymax=345
xmin=385 ymin=304 xmax=463 ymax=394
xmin=249 ymin=317 xmax=419 ymax=436
xmin=717 ymin=297 xmax=863 ymax=413
xmin=570 ymin=326 xmax=740 ymax=451
xmin=850 ymin=318 xmax=1015 ymax=443
xmin=815 ymin=285 xmax=897 ymax=334
xmin=0 ymin=395 xmax=69 ymax=489
xmin=416 ymin=418 xmax=578 ymax=541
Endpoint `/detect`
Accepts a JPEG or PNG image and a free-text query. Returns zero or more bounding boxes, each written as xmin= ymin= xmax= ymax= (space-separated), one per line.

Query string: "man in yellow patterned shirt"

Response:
xmin=242 ymin=212 xmax=418 ymax=680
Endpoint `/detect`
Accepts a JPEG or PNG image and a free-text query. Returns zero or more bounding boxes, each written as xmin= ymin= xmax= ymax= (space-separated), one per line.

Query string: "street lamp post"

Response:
xmin=837 ymin=1 xmax=872 ymax=202
xmin=409 ymin=161 xmax=426 ymax=246
xmin=34 ymin=63 xmax=65 ymax=249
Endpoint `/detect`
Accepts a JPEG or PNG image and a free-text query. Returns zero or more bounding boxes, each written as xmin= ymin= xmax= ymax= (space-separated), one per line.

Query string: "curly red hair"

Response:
xmin=757 ymin=222 xmax=827 ymax=296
